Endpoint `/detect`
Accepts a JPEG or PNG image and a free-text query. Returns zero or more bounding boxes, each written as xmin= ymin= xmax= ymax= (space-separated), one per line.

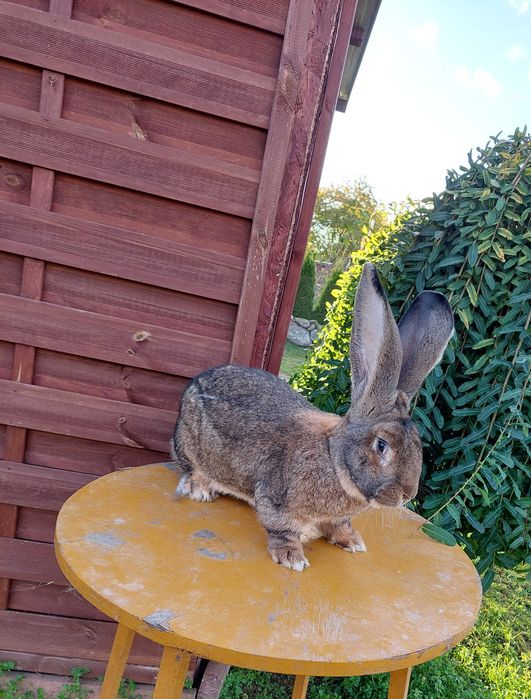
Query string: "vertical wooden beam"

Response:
xmin=153 ymin=647 xmax=191 ymax=699
xmin=99 ymin=624 xmax=135 ymax=699
xmin=388 ymin=666 xmax=412 ymax=699
xmin=255 ymin=0 xmax=360 ymax=374
xmin=0 ymin=0 xmax=73 ymax=609
xmin=292 ymin=675 xmax=309 ymax=698
xmin=229 ymin=0 xmax=314 ymax=366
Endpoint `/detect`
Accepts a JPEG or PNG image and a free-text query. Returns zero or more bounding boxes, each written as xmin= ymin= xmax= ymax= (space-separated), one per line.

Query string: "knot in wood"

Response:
xmin=4 ymin=173 xmax=25 ymax=189
xmin=133 ymin=330 xmax=151 ymax=342
xmin=258 ymin=227 xmax=268 ymax=250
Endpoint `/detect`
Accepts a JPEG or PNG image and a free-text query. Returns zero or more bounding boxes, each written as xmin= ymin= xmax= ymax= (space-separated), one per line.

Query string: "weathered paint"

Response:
xmin=55 ymin=464 xmax=482 ymax=677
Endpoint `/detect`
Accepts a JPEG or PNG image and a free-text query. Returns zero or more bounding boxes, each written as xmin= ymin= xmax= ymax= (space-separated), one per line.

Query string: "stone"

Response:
xmin=287 ymin=316 xmax=321 ymax=347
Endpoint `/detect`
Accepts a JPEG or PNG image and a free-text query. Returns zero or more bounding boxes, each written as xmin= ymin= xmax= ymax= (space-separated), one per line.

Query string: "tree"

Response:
xmin=292 ymin=250 xmax=316 ymax=319
xmin=309 ymin=180 xmax=389 ymax=267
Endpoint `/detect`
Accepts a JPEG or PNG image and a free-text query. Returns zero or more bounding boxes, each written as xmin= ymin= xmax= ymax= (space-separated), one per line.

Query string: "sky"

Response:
xmin=320 ymin=0 xmax=531 ymax=204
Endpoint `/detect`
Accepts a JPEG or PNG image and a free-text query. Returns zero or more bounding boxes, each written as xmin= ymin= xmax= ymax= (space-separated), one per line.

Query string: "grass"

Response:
xmin=1 ymin=570 xmax=529 ymax=698
xmin=0 ymin=667 xmax=143 ymax=699
xmin=279 ymin=341 xmax=309 ymax=379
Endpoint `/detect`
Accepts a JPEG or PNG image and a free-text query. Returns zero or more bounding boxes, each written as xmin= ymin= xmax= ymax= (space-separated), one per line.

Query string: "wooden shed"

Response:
xmin=0 ymin=0 xmax=379 ymax=680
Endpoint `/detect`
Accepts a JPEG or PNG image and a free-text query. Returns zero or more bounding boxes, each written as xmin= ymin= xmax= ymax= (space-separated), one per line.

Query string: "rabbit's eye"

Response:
xmin=376 ymin=438 xmax=389 ymax=455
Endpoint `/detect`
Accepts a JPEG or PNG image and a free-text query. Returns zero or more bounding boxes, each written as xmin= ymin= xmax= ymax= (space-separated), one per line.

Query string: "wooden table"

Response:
xmin=54 ymin=464 xmax=482 ymax=698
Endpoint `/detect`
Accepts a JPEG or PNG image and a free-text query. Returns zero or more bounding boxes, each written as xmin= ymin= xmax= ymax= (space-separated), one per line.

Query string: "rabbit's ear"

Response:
xmin=348 ymin=263 xmax=402 ymax=418
xmin=397 ymin=291 xmax=454 ymax=401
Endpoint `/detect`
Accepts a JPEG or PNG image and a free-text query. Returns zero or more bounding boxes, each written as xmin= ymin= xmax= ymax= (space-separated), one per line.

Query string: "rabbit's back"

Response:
xmin=172 ymin=365 xmax=315 ymax=496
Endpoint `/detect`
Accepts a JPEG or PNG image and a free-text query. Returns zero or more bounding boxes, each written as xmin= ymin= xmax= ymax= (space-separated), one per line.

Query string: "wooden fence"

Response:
xmin=0 ymin=0 xmax=357 ymax=678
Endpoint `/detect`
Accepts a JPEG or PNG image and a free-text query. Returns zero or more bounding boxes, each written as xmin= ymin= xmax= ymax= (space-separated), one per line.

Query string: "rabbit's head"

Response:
xmin=329 ymin=263 xmax=454 ymax=509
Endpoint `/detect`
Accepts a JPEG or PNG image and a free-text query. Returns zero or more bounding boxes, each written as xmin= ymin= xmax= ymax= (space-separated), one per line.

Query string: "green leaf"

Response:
xmin=481 ymin=568 xmax=495 ymax=592
xmin=472 ymin=338 xmax=495 ymax=349
xmin=437 ymin=256 xmax=464 ymax=268
xmin=421 ymin=522 xmax=457 ymax=546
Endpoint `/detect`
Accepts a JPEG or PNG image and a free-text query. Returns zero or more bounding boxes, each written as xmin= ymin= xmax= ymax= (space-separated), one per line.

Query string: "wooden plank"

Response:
xmin=53 ymin=174 xmax=251 ymax=260
xmin=229 ymin=0 xmax=314 ymax=365
xmin=0 ymin=252 xmax=22 ymax=296
xmin=9 ymin=580 xmax=110 ymax=622
xmin=0 ymin=461 xmax=94 ymax=511
xmin=0 ymin=538 xmax=67 ymax=586
xmin=62 ymin=78 xmax=266 ymax=172
xmin=0 ymin=342 xmax=14 ymax=379
xmin=62 ymin=77 xmax=266 ymax=172
xmin=0 ymin=157 xmax=32 ymax=205
xmin=0 ymin=610 xmax=162 ymax=665
xmin=25 ymin=431 xmax=166 ymax=478
xmin=0 ymin=294 xmax=231 ymax=378
xmin=0 ymin=649 xmax=159 ymax=684
xmin=16 ymin=507 xmax=57 ymax=543
xmin=0 ymin=201 xmax=244 ymax=304
xmin=34 ymin=350 xmax=188 ymax=412
xmin=0 ymin=104 xmax=259 ymax=217
xmin=0 ymin=58 xmax=41 ymax=111
xmin=0 ymin=2 xmax=275 ymax=127
xmin=42 ymin=264 xmax=236 ymax=343
xmin=264 ymin=0 xmax=359 ymax=373
xmin=0 ymin=505 xmax=17 ymax=607
xmin=73 ymin=0 xmax=283 ymax=78
xmin=0 ymin=380 xmax=176 ymax=452
xmin=166 ymin=0 xmax=288 ymax=35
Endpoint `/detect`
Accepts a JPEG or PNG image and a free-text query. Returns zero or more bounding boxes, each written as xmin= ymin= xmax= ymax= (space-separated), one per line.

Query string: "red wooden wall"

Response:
xmin=0 ymin=0 xmax=357 ymax=677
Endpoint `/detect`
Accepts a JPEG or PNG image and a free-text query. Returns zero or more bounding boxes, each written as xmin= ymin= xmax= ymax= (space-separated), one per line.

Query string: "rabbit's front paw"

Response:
xmin=337 ymin=529 xmax=367 ymax=553
xmin=269 ymin=545 xmax=310 ymax=572
xmin=323 ymin=519 xmax=367 ymax=553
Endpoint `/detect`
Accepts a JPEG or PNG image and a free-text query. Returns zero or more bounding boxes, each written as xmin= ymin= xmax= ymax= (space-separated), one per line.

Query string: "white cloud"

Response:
xmin=408 ymin=21 xmax=439 ymax=49
xmin=455 ymin=67 xmax=502 ymax=99
xmin=505 ymin=44 xmax=527 ymax=61
xmin=508 ymin=0 xmax=529 ymax=14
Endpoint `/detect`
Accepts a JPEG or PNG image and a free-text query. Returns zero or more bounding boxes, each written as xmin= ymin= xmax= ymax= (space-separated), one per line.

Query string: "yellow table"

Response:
xmin=54 ymin=464 xmax=482 ymax=698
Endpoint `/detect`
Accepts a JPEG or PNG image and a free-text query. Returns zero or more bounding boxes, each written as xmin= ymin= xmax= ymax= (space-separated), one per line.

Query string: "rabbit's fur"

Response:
xmin=171 ymin=263 xmax=454 ymax=571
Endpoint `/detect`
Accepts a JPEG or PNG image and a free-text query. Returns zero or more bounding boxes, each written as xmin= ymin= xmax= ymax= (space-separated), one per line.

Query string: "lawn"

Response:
xmin=279 ymin=341 xmax=309 ymax=379
xmin=1 ymin=570 xmax=529 ymax=698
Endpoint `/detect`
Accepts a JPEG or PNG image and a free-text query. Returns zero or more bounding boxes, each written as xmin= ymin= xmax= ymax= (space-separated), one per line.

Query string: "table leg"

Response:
xmin=292 ymin=675 xmax=309 ymax=698
xmin=100 ymin=623 xmax=135 ymax=699
xmin=153 ymin=646 xmax=191 ymax=698
xmin=388 ymin=666 xmax=412 ymax=699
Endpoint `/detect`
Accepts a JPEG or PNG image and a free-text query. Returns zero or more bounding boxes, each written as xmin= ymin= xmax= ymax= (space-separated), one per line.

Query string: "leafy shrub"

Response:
xmin=293 ymin=251 xmax=316 ymax=319
xmin=312 ymin=266 xmax=342 ymax=323
xmin=293 ymin=130 xmax=531 ymax=585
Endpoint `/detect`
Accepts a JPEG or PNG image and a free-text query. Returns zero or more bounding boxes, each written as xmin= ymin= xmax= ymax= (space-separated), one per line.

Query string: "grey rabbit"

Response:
xmin=170 ymin=263 xmax=454 ymax=571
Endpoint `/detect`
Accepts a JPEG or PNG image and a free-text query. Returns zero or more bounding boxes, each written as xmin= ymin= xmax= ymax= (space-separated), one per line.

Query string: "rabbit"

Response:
xmin=170 ymin=263 xmax=454 ymax=571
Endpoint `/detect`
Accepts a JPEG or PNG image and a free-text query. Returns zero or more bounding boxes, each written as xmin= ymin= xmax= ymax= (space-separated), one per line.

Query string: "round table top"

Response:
xmin=55 ymin=464 xmax=482 ymax=676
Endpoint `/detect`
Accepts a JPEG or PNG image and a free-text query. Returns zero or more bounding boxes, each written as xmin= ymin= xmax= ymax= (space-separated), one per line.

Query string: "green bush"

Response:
xmin=293 ymin=251 xmax=316 ymax=319
xmin=293 ymin=130 xmax=531 ymax=586
xmin=312 ymin=266 xmax=342 ymax=323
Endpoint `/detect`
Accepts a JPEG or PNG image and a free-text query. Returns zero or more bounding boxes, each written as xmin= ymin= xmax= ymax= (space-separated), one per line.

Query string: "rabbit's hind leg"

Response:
xmin=322 ymin=518 xmax=366 ymax=553
xmin=175 ymin=469 xmax=220 ymax=502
